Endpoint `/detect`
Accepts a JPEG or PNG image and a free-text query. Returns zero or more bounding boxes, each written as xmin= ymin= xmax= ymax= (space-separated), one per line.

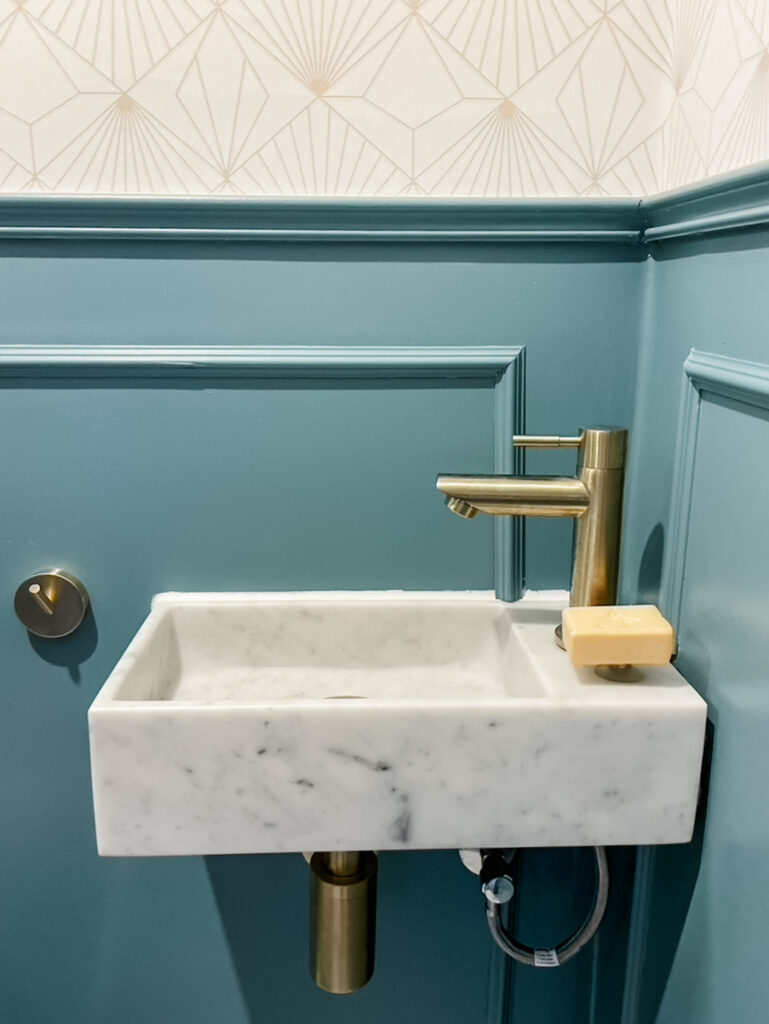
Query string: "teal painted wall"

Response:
xmin=0 ymin=228 xmax=642 ymax=1024
xmin=622 ymin=222 xmax=769 ymax=1023
xmin=0 ymin=241 xmax=642 ymax=594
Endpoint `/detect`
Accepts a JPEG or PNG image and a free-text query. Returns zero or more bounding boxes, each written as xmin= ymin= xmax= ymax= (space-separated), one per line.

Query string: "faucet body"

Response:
xmin=437 ymin=428 xmax=628 ymax=607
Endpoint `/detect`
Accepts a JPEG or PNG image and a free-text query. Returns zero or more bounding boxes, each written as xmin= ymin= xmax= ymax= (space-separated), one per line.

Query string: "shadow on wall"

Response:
xmin=637 ymin=523 xmax=665 ymax=607
xmin=206 ymin=850 xmax=492 ymax=1024
xmin=635 ymin=722 xmax=713 ymax=1024
xmin=622 ymin=523 xmax=713 ymax=1021
xmin=205 ymin=854 xmax=312 ymax=1024
xmin=28 ymin=604 xmax=98 ymax=684
xmin=0 ymin=239 xmax=645 ymax=266
xmin=507 ymin=846 xmax=638 ymax=1023
xmin=649 ymin=224 xmax=769 ymax=263
xmin=206 ymin=846 xmax=646 ymax=1024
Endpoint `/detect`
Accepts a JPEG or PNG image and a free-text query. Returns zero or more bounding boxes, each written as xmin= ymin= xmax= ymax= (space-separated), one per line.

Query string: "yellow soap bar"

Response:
xmin=562 ymin=605 xmax=676 ymax=667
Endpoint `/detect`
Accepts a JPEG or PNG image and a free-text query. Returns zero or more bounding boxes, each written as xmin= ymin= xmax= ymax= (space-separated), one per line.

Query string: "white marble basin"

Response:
xmin=88 ymin=591 xmax=707 ymax=856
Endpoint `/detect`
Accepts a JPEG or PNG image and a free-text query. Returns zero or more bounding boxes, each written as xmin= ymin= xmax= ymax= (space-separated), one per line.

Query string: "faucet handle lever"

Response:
xmin=513 ymin=434 xmax=583 ymax=449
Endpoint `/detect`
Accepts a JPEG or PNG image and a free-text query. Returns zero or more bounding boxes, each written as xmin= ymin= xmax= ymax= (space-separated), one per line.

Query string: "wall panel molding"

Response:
xmin=622 ymin=348 xmax=769 ymax=1024
xmin=663 ymin=350 xmax=769 ymax=629
xmin=0 ymin=343 xmax=524 ymax=606
xmin=619 ymin=846 xmax=656 ymax=1024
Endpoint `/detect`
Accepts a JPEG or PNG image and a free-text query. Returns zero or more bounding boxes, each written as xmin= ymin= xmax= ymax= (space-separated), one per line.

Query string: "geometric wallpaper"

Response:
xmin=1 ymin=0 xmax=768 ymax=197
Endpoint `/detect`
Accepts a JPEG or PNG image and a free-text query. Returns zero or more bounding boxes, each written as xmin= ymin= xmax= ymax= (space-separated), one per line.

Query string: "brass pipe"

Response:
xmin=570 ymin=467 xmax=624 ymax=606
xmin=309 ymin=851 xmax=378 ymax=994
xmin=325 ymin=851 xmax=363 ymax=877
xmin=570 ymin=428 xmax=627 ymax=607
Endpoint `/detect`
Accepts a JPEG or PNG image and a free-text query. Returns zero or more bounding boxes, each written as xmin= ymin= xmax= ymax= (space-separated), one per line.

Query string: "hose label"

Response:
xmin=534 ymin=948 xmax=560 ymax=968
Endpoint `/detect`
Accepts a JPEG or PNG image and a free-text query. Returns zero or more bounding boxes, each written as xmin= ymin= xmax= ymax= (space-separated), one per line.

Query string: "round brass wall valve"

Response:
xmin=14 ymin=570 xmax=90 ymax=638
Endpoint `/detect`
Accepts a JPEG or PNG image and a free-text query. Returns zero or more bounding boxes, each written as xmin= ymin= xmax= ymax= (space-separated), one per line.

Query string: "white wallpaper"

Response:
xmin=0 ymin=0 xmax=767 ymax=197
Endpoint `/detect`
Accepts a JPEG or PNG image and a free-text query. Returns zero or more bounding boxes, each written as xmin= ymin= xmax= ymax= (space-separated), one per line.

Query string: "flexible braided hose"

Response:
xmin=485 ymin=846 xmax=609 ymax=967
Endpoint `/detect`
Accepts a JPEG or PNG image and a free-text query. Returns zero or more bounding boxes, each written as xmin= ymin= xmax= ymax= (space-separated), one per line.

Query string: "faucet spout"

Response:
xmin=436 ymin=475 xmax=589 ymax=518
xmin=437 ymin=427 xmax=628 ymax=610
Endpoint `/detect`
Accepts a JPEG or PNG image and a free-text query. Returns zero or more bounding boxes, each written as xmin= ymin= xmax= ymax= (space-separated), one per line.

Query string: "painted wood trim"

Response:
xmin=5 ymin=164 xmax=769 ymax=247
xmin=682 ymin=349 xmax=769 ymax=409
xmin=0 ymin=343 xmax=524 ymax=604
xmin=663 ymin=350 xmax=769 ymax=629
xmin=622 ymin=348 xmax=769 ymax=1024
xmin=5 ymin=165 xmax=769 ymax=245
xmin=642 ymin=162 xmax=769 ymax=242
xmin=619 ymin=847 xmax=657 ymax=1024
xmin=659 ymin=359 xmax=703 ymax=631
xmin=0 ymin=225 xmax=643 ymax=244
xmin=0 ymin=196 xmax=641 ymax=245
xmin=643 ymin=203 xmax=769 ymax=242
xmin=494 ymin=349 xmax=525 ymax=603
xmin=0 ymin=345 xmax=519 ymax=378
xmin=486 ymin=928 xmax=513 ymax=1024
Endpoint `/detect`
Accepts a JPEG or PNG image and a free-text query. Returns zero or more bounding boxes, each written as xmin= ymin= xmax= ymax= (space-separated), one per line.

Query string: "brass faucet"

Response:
xmin=437 ymin=427 xmax=628 ymax=614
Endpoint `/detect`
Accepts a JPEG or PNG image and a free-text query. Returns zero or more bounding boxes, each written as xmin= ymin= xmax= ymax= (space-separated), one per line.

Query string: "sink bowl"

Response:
xmin=88 ymin=591 xmax=706 ymax=856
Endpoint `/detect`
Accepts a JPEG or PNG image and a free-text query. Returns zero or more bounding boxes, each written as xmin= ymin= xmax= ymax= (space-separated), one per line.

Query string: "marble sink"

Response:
xmin=88 ymin=591 xmax=707 ymax=856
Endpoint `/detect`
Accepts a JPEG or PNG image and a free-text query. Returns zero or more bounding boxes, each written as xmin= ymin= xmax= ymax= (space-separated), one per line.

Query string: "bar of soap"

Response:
xmin=562 ymin=605 xmax=676 ymax=667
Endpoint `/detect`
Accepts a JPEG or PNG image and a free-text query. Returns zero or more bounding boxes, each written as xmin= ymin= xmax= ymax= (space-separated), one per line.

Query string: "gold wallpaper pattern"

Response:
xmin=0 ymin=0 xmax=767 ymax=196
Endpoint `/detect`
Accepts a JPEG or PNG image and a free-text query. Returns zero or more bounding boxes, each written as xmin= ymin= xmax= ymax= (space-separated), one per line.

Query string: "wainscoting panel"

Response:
xmin=623 ymin=350 xmax=769 ymax=1024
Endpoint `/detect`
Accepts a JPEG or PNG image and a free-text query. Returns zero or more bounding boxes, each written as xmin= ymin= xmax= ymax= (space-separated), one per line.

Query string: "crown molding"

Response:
xmin=642 ymin=162 xmax=769 ymax=242
xmin=3 ymin=164 xmax=769 ymax=247
xmin=0 ymin=196 xmax=642 ymax=245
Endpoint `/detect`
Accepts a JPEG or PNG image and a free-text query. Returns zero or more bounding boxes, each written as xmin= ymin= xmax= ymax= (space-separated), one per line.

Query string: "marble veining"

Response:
xmin=88 ymin=591 xmax=707 ymax=856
